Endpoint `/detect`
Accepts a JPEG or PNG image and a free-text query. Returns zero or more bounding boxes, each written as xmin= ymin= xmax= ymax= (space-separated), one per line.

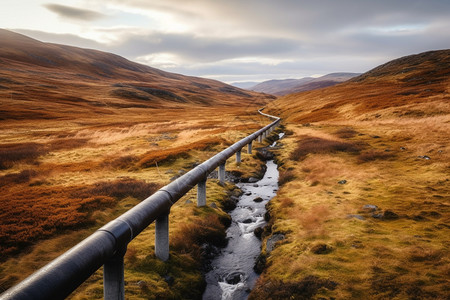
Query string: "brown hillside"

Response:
xmin=252 ymin=50 xmax=449 ymax=299
xmin=267 ymin=50 xmax=450 ymax=123
xmin=0 ymin=29 xmax=273 ymax=121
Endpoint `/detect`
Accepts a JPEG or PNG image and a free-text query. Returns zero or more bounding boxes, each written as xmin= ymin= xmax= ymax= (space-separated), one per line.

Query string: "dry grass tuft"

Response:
xmin=290 ymin=136 xmax=361 ymax=161
xmin=278 ymin=169 xmax=296 ymax=186
xmin=300 ymin=205 xmax=330 ymax=234
xmin=250 ymin=275 xmax=338 ymax=300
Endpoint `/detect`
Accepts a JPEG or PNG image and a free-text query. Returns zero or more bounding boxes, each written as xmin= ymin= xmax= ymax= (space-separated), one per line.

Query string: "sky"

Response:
xmin=1 ymin=0 xmax=449 ymax=83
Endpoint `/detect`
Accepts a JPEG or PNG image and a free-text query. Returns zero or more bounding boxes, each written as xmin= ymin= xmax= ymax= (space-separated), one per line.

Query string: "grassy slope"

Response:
xmin=251 ymin=50 xmax=450 ymax=299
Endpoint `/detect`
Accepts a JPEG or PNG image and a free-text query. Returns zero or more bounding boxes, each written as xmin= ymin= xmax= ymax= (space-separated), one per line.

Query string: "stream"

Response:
xmin=202 ymin=159 xmax=279 ymax=300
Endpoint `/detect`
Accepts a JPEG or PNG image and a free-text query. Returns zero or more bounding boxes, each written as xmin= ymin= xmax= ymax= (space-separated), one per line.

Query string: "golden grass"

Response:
xmin=251 ymin=119 xmax=450 ymax=299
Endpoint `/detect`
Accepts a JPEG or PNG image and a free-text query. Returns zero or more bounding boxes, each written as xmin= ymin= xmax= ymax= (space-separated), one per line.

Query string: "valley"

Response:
xmin=0 ymin=29 xmax=449 ymax=299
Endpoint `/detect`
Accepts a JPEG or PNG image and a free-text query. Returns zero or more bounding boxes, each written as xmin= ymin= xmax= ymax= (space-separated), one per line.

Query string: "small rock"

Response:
xmin=209 ymin=202 xmax=217 ymax=208
xmin=242 ymin=218 xmax=253 ymax=224
xmin=310 ymin=243 xmax=332 ymax=254
xmin=418 ymin=155 xmax=431 ymax=160
xmin=362 ymin=204 xmax=378 ymax=212
xmin=264 ymin=211 xmax=271 ymax=222
xmin=253 ymin=183 xmax=259 ymax=187
xmin=245 ymin=192 xmax=252 ymax=196
xmin=137 ymin=280 xmax=147 ymax=288
xmin=266 ymin=234 xmax=285 ymax=253
xmin=225 ymin=272 xmax=243 ymax=285
xmin=254 ymin=254 xmax=266 ymax=274
xmin=338 ymin=180 xmax=347 ymax=185
xmin=382 ymin=210 xmax=399 ymax=220
xmin=185 ymin=199 xmax=193 ymax=205
xmin=400 ymin=147 xmax=406 ymax=150
xmin=347 ymin=214 xmax=365 ymax=220
xmin=254 ymin=227 xmax=264 ymax=239
xmin=253 ymin=197 xmax=263 ymax=203
xmin=163 ymin=275 xmax=174 ymax=286
xmin=248 ymin=177 xmax=259 ymax=183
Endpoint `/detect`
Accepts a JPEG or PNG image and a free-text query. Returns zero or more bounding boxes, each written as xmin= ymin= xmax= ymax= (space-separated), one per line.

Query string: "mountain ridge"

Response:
xmin=250 ymin=72 xmax=360 ymax=96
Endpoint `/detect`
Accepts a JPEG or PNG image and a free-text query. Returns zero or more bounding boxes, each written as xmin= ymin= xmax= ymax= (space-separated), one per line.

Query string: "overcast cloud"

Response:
xmin=2 ymin=0 xmax=449 ymax=83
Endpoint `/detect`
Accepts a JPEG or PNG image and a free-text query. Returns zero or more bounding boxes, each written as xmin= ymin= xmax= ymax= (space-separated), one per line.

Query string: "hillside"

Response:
xmin=251 ymin=73 xmax=359 ymax=96
xmin=0 ymin=29 xmax=273 ymax=121
xmin=267 ymin=50 xmax=450 ymax=123
xmin=250 ymin=50 xmax=450 ymax=299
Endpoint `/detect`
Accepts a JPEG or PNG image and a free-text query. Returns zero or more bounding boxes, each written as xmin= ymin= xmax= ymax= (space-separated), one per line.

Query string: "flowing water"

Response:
xmin=202 ymin=159 xmax=279 ymax=300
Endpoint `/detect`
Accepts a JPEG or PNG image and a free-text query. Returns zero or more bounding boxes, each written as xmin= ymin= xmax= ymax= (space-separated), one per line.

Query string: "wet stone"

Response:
xmin=338 ymin=180 xmax=347 ymax=184
xmin=225 ymin=272 xmax=243 ymax=285
xmin=382 ymin=210 xmax=399 ymax=220
xmin=254 ymin=227 xmax=264 ymax=239
xmin=266 ymin=234 xmax=285 ymax=253
xmin=253 ymin=197 xmax=264 ymax=203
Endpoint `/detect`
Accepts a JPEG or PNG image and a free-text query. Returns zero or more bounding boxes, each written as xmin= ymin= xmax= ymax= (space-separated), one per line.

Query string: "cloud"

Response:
xmin=111 ymin=32 xmax=300 ymax=63
xmin=43 ymin=3 xmax=107 ymax=21
xmin=6 ymin=0 xmax=450 ymax=83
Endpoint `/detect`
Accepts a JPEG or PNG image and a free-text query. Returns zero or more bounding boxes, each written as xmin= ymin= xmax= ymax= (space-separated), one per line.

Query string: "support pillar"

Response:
xmin=247 ymin=141 xmax=252 ymax=154
xmin=258 ymin=135 xmax=262 ymax=143
xmin=236 ymin=149 xmax=241 ymax=163
xmin=197 ymin=178 xmax=206 ymax=207
xmin=104 ymin=247 xmax=126 ymax=300
xmin=218 ymin=163 xmax=226 ymax=184
xmin=155 ymin=213 xmax=169 ymax=261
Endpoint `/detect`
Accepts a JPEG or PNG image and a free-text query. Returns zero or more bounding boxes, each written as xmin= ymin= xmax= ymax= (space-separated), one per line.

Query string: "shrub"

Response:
xmin=334 ymin=127 xmax=358 ymax=138
xmin=0 ymin=169 xmax=37 ymax=187
xmin=74 ymin=178 xmax=160 ymax=200
xmin=290 ymin=136 xmax=361 ymax=161
xmin=357 ymin=150 xmax=395 ymax=163
xmin=0 ymin=143 xmax=47 ymax=169
xmin=139 ymin=137 xmax=228 ymax=167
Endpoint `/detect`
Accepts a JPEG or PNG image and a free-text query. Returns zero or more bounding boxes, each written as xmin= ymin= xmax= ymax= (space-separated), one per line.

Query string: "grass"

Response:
xmin=250 ymin=120 xmax=450 ymax=299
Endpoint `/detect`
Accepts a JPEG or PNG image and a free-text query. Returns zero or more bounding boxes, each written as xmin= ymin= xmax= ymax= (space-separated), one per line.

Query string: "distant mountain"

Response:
xmin=266 ymin=50 xmax=450 ymax=123
xmin=251 ymin=73 xmax=360 ymax=96
xmin=231 ymin=81 xmax=260 ymax=89
xmin=0 ymin=29 xmax=273 ymax=120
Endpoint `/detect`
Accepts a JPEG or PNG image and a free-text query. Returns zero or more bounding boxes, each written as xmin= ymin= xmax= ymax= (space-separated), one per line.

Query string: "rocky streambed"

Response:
xmin=202 ymin=159 xmax=279 ymax=300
